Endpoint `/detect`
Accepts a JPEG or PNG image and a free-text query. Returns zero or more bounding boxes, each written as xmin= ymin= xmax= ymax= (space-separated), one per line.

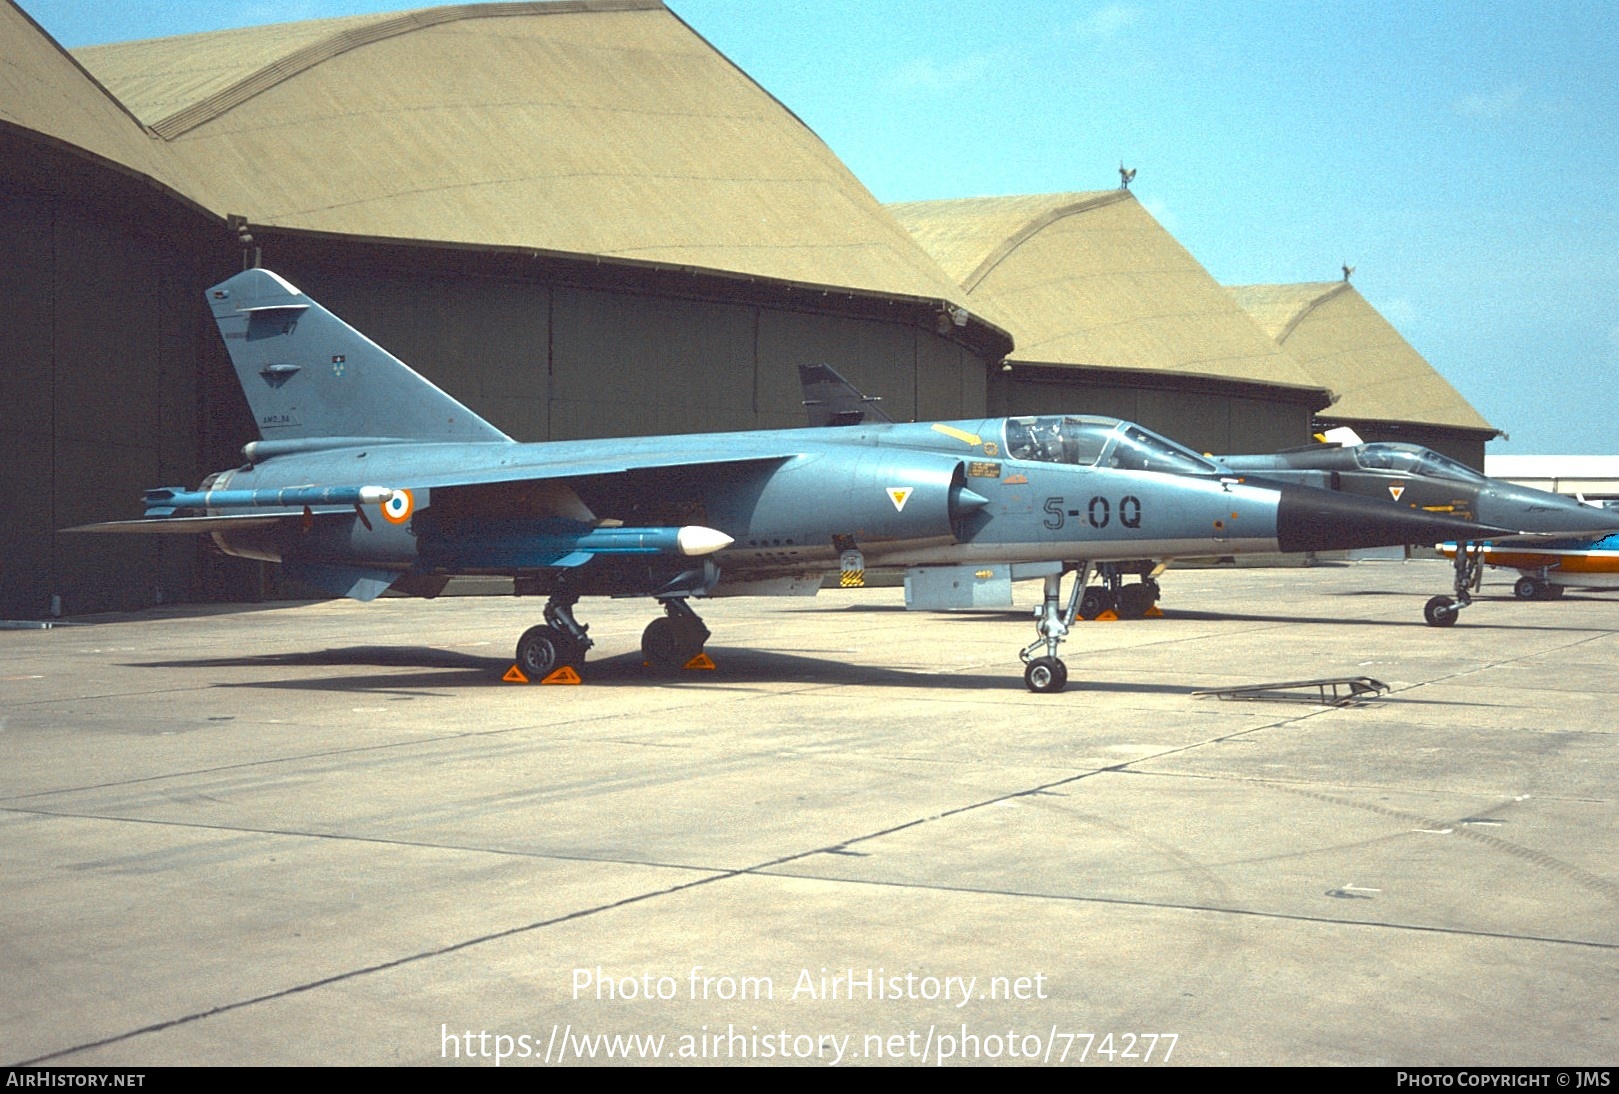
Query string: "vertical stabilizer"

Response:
xmin=208 ymin=269 xmax=511 ymax=444
xmin=798 ymin=363 xmax=895 ymax=427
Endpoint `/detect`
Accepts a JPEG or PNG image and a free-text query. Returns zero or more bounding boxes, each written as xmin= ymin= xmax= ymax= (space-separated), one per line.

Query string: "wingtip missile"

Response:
xmin=142 ymin=484 xmax=399 ymax=516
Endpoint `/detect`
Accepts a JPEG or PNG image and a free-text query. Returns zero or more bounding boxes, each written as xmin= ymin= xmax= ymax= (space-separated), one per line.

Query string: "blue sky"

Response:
xmin=25 ymin=0 xmax=1619 ymax=454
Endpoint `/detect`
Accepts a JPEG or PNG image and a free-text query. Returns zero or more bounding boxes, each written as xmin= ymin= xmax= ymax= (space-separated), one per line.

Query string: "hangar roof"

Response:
xmin=0 ymin=0 xmax=187 ymax=191
xmin=1227 ymin=282 xmax=1496 ymax=434
xmin=70 ymin=1 xmax=974 ymax=308
xmin=889 ymin=190 xmax=1328 ymax=395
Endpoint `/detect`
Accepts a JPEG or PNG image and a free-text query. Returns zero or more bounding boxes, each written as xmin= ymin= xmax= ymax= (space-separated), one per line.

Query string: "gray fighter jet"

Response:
xmin=1220 ymin=443 xmax=1619 ymax=625
xmin=74 ymin=268 xmax=1511 ymax=692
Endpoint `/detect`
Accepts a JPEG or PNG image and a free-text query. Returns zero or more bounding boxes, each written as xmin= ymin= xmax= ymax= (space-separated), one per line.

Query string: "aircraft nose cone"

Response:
xmin=1485 ymin=488 xmax=1619 ymax=537
xmin=1274 ymin=485 xmax=1514 ymax=553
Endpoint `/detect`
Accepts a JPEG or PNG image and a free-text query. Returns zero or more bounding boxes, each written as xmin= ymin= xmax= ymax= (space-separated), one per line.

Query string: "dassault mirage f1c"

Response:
xmin=73 ymin=269 xmax=1514 ymax=692
xmin=1220 ymin=441 xmax=1619 ymax=625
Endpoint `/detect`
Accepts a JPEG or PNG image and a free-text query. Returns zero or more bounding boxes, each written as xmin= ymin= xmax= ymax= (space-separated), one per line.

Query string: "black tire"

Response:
xmin=1023 ymin=656 xmax=1068 ymax=693
xmin=1117 ymin=582 xmax=1156 ymax=619
xmin=1423 ymin=595 xmax=1458 ymax=628
xmin=516 ymin=624 xmax=577 ymax=678
xmin=1077 ymin=588 xmax=1112 ymax=620
xmin=642 ymin=617 xmax=699 ymax=674
xmin=1514 ymin=576 xmax=1544 ymax=601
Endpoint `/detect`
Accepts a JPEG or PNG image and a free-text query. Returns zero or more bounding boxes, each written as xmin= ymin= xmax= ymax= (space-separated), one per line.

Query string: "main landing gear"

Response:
xmin=1078 ymin=564 xmax=1161 ymax=620
xmin=512 ymin=595 xmax=713 ymax=680
xmin=641 ymin=598 xmax=711 ymax=674
xmin=1424 ymin=542 xmax=1484 ymax=627
xmin=1514 ymin=574 xmax=1565 ymax=601
xmin=1020 ymin=565 xmax=1089 ymax=693
xmin=515 ymin=595 xmax=594 ymax=677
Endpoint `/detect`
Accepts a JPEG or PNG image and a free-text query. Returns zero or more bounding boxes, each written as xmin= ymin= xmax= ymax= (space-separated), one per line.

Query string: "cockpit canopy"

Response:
xmin=1353 ymin=443 xmax=1486 ymax=484
xmin=1002 ymin=416 xmax=1221 ymax=476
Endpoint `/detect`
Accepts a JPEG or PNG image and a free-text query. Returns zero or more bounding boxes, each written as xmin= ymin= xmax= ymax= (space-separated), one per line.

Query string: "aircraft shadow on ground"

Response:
xmin=125 ymin=645 xmax=1195 ymax=696
xmin=131 ymin=646 xmax=496 ymax=671
xmin=1132 ymin=608 xmax=1593 ymax=631
xmin=807 ymin=601 xmax=1593 ymax=629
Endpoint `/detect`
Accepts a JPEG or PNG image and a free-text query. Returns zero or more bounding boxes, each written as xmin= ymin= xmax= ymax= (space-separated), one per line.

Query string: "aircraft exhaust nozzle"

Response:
xmin=1274 ymin=485 xmax=1517 ymax=553
xmin=677 ymin=526 xmax=734 ymax=556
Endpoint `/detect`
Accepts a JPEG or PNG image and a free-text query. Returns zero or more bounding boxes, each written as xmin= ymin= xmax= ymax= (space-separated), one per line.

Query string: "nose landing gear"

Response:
xmin=1425 ymin=542 xmax=1483 ymax=627
xmin=1019 ymin=564 xmax=1090 ymax=693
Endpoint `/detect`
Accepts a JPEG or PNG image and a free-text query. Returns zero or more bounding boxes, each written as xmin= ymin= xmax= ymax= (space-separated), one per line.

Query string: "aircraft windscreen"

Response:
xmin=1106 ymin=426 xmax=1221 ymax=475
xmin=1003 ymin=416 xmax=1218 ymax=475
xmin=1356 ymin=443 xmax=1485 ymax=483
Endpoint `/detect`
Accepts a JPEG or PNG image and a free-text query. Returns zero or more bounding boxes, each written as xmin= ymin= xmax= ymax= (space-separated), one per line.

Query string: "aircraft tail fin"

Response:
xmin=799 ymin=363 xmax=894 ymax=427
xmin=207 ymin=268 xmax=511 ymax=445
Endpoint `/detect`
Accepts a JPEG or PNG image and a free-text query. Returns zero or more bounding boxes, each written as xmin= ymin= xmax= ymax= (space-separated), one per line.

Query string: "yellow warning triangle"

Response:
xmin=541 ymin=666 xmax=582 ymax=685
xmin=502 ymin=665 xmax=529 ymax=684
xmin=683 ymin=652 xmax=717 ymax=670
xmin=1094 ymin=609 xmax=1120 ymax=621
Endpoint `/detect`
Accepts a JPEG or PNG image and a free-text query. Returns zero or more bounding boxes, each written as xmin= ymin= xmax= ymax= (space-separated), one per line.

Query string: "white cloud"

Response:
xmin=1452 ymin=82 xmax=1528 ymax=119
xmin=1379 ymin=296 xmax=1418 ymax=328
xmin=1077 ymin=4 xmax=1144 ymax=39
xmin=1139 ymin=195 xmax=1179 ymax=234
xmin=887 ymin=54 xmax=994 ymax=92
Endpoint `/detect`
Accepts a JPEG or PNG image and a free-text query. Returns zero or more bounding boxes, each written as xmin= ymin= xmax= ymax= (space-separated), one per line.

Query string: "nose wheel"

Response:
xmin=1018 ymin=565 xmax=1089 ymax=692
xmin=1023 ymin=656 xmax=1068 ymax=693
xmin=1426 ymin=543 xmax=1482 ymax=627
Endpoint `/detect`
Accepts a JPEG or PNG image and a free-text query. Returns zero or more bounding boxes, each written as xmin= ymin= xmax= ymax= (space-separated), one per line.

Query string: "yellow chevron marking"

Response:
xmin=931 ymin=423 xmax=982 ymax=446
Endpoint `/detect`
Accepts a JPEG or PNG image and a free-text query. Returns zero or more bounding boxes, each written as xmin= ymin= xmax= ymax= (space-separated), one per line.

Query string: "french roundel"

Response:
xmin=381 ymin=489 xmax=415 ymax=525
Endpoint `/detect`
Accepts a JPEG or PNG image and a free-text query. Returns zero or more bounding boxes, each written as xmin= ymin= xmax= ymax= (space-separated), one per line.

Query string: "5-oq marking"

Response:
xmin=1043 ymin=495 xmax=1143 ymax=531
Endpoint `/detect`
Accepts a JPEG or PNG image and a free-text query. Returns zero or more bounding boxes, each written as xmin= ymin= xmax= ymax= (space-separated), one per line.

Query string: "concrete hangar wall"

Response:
xmin=2 ymin=0 xmax=1005 ymax=619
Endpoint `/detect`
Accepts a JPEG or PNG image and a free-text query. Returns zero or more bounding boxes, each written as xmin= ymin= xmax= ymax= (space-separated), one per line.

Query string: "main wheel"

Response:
xmin=1514 ymin=576 xmax=1545 ymax=600
xmin=516 ymin=624 xmax=578 ymax=678
xmin=1423 ymin=595 xmax=1459 ymax=627
xmin=1023 ymin=656 xmax=1068 ymax=693
xmin=642 ymin=617 xmax=701 ymax=675
xmin=1077 ymin=588 xmax=1112 ymax=620
xmin=1117 ymin=582 xmax=1156 ymax=619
